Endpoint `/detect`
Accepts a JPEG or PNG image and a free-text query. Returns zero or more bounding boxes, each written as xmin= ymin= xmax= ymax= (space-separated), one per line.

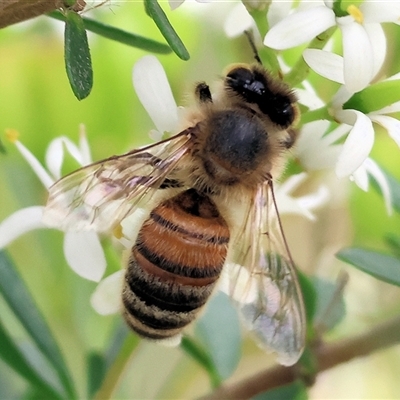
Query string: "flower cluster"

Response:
xmin=223 ymin=0 xmax=400 ymax=209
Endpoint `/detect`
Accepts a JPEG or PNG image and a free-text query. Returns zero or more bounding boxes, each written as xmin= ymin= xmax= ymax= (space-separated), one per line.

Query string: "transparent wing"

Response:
xmin=223 ymin=182 xmax=306 ymax=366
xmin=43 ymin=131 xmax=192 ymax=233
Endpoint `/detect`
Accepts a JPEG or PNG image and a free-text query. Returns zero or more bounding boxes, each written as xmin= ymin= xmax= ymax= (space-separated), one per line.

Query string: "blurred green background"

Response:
xmin=1 ymin=1 xmax=400 ymax=399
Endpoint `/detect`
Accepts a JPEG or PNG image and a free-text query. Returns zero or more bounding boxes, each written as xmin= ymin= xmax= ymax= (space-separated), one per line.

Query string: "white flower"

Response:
xmin=168 ymin=0 xmax=210 ymax=11
xmin=224 ymin=3 xmax=255 ymax=38
xmin=265 ymin=1 xmax=399 ymax=93
xmin=275 ymin=173 xmax=329 ymax=220
xmin=0 ymin=127 xmax=106 ymax=282
xmin=331 ymin=81 xmax=400 ymax=178
xmin=296 ymin=120 xmax=345 ymax=171
xmin=295 ymin=111 xmax=393 ymax=214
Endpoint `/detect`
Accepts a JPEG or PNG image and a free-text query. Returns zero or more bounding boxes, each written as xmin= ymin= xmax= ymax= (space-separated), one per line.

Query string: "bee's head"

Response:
xmin=224 ymin=64 xmax=299 ymax=129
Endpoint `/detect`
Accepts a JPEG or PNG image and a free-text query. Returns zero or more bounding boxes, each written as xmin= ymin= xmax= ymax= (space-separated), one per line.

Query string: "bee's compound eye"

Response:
xmin=226 ymin=68 xmax=266 ymax=96
xmin=267 ymin=97 xmax=295 ymax=127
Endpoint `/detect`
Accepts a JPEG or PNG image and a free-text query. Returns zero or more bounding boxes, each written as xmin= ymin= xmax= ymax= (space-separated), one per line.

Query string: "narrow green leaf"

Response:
xmin=64 ymin=10 xmax=93 ymax=100
xmin=144 ymin=0 xmax=190 ymax=60
xmin=337 ymin=247 xmax=400 ymax=286
xmin=180 ymin=336 xmax=222 ymax=388
xmin=93 ymin=334 xmax=140 ymax=400
xmin=0 ymin=251 xmax=76 ymax=398
xmin=87 ymin=352 xmax=106 ymax=398
xmin=251 ymin=380 xmax=308 ymax=400
xmin=0 ymin=320 xmax=62 ymax=399
xmin=343 ymin=79 xmax=400 ymax=114
xmin=385 ymin=234 xmax=400 ymax=259
xmin=49 ymin=11 xmax=171 ymax=54
xmin=104 ymin=322 xmax=130 ymax=367
xmin=195 ymin=292 xmax=241 ymax=382
xmin=87 ymin=323 xmax=129 ymax=398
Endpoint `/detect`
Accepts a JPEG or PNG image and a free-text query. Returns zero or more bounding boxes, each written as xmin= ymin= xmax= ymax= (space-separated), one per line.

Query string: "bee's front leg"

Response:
xmin=195 ymin=82 xmax=213 ymax=104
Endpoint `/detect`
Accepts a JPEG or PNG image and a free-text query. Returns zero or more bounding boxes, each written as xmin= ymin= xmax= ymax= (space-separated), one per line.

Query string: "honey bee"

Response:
xmin=44 ymin=58 xmax=305 ymax=365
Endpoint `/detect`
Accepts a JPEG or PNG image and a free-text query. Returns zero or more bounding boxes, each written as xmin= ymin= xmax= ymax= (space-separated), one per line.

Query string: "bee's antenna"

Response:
xmin=244 ymin=30 xmax=262 ymax=65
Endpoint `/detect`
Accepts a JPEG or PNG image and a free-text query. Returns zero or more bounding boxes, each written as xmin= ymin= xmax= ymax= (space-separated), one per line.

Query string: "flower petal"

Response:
xmin=63 ymin=231 xmax=106 ymax=282
xmin=0 ymin=206 xmax=46 ymax=248
xmin=364 ymin=158 xmax=392 ymax=215
xmin=361 ymin=2 xmax=400 ymax=24
xmin=374 ymin=100 xmax=400 ymax=115
xmin=295 ymin=86 xmax=325 ymax=110
xmin=90 ymin=270 xmax=124 ymax=315
xmin=296 ymin=120 xmax=343 ymax=170
xmin=15 ymin=141 xmax=53 ymax=189
xmin=224 ymin=3 xmax=254 ymax=38
xmin=352 ymin=162 xmax=369 ymax=191
xmin=275 ymin=173 xmax=329 ymax=220
xmin=168 ymin=0 xmax=185 ymax=11
xmin=264 ymin=6 xmax=335 ymax=50
xmin=267 ymin=0 xmax=293 ymax=27
xmin=335 ymin=110 xmax=374 ymax=177
xmin=133 ymin=55 xmax=179 ymax=134
xmin=297 ymin=185 xmax=330 ymax=214
xmin=364 ymin=23 xmax=386 ymax=79
xmin=45 ymin=136 xmax=84 ymax=181
xmin=369 ymin=114 xmax=400 ymax=148
xmin=303 ymin=49 xmax=344 ymax=84
xmin=338 ymin=18 xmax=374 ymax=92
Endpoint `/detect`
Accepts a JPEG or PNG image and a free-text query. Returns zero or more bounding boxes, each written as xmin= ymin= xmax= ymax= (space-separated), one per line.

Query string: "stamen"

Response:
xmin=5 ymin=128 xmax=20 ymax=143
xmin=347 ymin=4 xmax=364 ymax=24
xmin=113 ymin=223 xmax=124 ymax=239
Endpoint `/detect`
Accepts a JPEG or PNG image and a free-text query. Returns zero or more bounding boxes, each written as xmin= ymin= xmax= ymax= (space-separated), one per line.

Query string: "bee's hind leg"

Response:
xmin=195 ymin=82 xmax=213 ymax=103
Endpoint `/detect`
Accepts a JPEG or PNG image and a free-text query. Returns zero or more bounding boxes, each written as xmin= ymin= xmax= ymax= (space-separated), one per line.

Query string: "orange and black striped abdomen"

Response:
xmin=122 ymin=188 xmax=230 ymax=340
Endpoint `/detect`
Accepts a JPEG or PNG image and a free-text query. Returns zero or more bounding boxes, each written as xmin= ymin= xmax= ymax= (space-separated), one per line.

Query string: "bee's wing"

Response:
xmin=223 ymin=182 xmax=306 ymax=366
xmin=43 ymin=131 xmax=192 ymax=233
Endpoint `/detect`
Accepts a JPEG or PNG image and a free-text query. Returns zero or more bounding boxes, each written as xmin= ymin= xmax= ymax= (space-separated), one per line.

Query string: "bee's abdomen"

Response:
xmin=122 ymin=189 xmax=229 ymax=340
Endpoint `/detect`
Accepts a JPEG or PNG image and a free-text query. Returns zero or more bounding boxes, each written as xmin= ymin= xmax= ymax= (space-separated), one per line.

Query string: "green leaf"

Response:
xmin=64 ymin=10 xmax=93 ymax=100
xmin=311 ymin=276 xmax=346 ymax=332
xmin=297 ymin=270 xmax=317 ymax=325
xmin=385 ymin=234 xmax=400 ymax=259
xmin=0 ymin=320 xmax=62 ymax=399
xmin=251 ymin=380 xmax=308 ymax=400
xmin=180 ymin=336 xmax=222 ymax=388
xmin=343 ymin=79 xmax=400 ymax=114
xmin=49 ymin=11 xmax=171 ymax=54
xmin=144 ymin=0 xmax=190 ymax=60
xmin=0 ymin=251 xmax=76 ymax=398
xmin=104 ymin=322 xmax=130 ymax=367
xmin=337 ymin=247 xmax=400 ymax=286
xmin=195 ymin=292 xmax=241 ymax=381
xmin=87 ymin=322 xmax=129 ymax=397
xmin=87 ymin=352 xmax=106 ymax=398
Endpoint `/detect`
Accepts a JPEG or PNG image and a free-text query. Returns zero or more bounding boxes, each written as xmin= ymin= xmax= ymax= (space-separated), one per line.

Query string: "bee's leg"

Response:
xmin=195 ymin=82 xmax=213 ymax=103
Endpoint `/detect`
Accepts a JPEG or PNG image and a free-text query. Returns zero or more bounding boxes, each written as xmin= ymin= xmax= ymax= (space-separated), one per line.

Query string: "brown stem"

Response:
xmin=0 ymin=0 xmax=58 ymax=28
xmin=201 ymin=315 xmax=400 ymax=400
